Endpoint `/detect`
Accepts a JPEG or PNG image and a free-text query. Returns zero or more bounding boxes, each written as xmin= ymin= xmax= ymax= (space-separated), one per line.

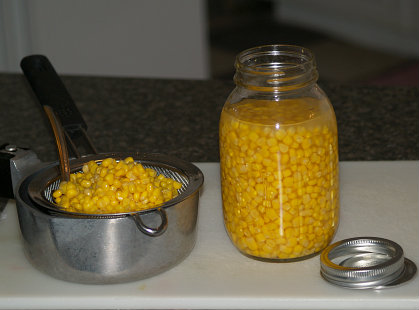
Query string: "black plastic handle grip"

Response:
xmin=20 ymin=55 xmax=87 ymax=134
xmin=0 ymin=145 xmax=14 ymax=198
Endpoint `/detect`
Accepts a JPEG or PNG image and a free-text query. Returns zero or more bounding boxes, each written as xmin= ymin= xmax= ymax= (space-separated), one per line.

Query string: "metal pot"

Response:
xmin=0 ymin=55 xmax=204 ymax=284
xmin=4 ymin=146 xmax=203 ymax=284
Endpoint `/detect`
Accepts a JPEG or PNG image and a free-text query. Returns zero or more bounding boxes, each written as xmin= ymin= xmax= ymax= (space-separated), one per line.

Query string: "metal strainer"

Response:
xmin=27 ymin=152 xmax=197 ymax=217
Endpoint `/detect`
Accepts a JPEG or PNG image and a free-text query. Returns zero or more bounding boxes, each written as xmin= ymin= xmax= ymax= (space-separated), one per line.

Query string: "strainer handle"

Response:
xmin=131 ymin=208 xmax=168 ymax=237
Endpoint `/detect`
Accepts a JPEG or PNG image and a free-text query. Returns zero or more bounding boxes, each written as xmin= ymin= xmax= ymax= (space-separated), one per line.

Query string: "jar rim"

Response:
xmin=235 ymin=44 xmax=315 ymax=73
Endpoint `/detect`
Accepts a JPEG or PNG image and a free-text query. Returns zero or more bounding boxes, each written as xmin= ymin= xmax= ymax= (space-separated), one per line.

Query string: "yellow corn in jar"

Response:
xmin=219 ymin=45 xmax=339 ymax=261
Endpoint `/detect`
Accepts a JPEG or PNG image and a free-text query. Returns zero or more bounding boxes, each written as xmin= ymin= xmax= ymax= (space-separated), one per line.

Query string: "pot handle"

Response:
xmin=20 ymin=55 xmax=98 ymax=157
xmin=20 ymin=55 xmax=87 ymax=136
xmin=131 ymin=208 xmax=168 ymax=237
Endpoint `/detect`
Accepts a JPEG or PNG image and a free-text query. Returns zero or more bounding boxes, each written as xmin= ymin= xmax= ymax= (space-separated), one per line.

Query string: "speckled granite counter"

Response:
xmin=1 ymin=73 xmax=418 ymax=163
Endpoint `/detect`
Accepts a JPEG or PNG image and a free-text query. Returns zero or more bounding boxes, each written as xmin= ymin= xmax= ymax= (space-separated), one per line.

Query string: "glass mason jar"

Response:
xmin=219 ymin=45 xmax=339 ymax=261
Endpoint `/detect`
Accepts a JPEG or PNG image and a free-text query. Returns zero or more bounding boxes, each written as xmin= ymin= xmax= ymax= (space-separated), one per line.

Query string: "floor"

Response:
xmin=207 ymin=1 xmax=419 ymax=87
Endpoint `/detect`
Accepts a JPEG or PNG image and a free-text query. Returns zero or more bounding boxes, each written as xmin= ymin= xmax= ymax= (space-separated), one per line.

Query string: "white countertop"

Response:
xmin=0 ymin=161 xmax=418 ymax=310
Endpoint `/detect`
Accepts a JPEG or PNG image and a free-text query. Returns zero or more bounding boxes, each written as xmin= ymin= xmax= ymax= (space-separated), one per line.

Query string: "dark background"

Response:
xmin=207 ymin=0 xmax=418 ymax=86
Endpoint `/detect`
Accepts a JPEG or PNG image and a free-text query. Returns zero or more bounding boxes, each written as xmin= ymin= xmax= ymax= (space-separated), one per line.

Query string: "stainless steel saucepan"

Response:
xmin=1 ymin=55 xmax=204 ymax=284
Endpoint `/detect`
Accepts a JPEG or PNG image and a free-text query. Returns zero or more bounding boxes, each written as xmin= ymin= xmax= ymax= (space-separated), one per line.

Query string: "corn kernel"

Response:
xmin=52 ymin=189 xmax=62 ymax=198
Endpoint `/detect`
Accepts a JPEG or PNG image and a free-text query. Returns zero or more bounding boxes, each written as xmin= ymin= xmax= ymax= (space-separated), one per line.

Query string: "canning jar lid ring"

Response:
xmin=320 ymin=237 xmax=417 ymax=289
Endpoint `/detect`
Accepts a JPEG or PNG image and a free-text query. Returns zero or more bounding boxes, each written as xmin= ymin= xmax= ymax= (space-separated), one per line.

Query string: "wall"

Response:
xmin=0 ymin=0 xmax=209 ymax=79
xmin=274 ymin=0 xmax=419 ymax=58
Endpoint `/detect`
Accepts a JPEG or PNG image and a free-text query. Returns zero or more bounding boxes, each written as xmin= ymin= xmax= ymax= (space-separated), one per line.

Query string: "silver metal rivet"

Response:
xmin=5 ymin=144 xmax=17 ymax=152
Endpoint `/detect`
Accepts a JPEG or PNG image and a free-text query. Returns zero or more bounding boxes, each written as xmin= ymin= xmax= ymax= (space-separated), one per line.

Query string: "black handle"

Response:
xmin=0 ymin=145 xmax=14 ymax=199
xmin=20 ymin=55 xmax=87 ymax=134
